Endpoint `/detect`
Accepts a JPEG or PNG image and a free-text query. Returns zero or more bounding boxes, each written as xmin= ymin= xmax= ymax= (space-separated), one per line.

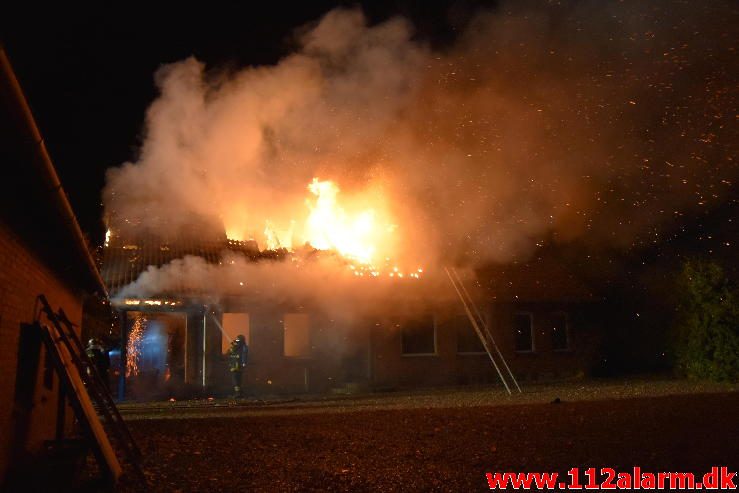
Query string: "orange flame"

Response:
xmin=224 ymin=177 xmax=422 ymax=278
xmin=304 ymin=179 xmax=377 ymax=264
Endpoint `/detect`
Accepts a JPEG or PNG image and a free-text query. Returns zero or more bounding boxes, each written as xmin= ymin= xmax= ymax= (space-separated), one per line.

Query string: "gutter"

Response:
xmin=0 ymin=46 xmax=108 ymax=296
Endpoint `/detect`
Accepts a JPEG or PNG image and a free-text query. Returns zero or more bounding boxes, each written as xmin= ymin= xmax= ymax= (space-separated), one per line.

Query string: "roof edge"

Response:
xmin=0 ymin=47 xmax=108 ymax=296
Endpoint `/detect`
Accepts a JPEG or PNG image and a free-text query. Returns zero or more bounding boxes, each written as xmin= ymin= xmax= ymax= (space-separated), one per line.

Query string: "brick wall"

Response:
xmin=0 ymin=219 xmax=84 ymax=481
xmin=214 ymin=305 xmax=601 ymax=393
xmin=489 ymin=302 xmax=603 ymax=382
xmin=112 ymin=298 xmax=603 ymax=398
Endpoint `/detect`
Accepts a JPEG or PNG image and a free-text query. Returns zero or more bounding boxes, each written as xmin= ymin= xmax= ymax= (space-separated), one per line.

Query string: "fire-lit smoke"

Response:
xmin=104 ymin=1 xmax=737 ymax=286
xmin=118 ymin=252 xmax=441 ymax=318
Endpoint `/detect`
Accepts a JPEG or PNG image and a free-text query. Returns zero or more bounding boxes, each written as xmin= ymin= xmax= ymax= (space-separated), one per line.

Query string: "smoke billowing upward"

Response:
xmin=117 ymin=252 xmax=448 ymax=319
xmin=105 ymin=1 xmax=737 ymax=300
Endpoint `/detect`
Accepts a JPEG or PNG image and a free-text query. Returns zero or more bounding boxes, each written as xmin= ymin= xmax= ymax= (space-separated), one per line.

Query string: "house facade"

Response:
xmin=102 ymin=229 xmax=602 ymax=399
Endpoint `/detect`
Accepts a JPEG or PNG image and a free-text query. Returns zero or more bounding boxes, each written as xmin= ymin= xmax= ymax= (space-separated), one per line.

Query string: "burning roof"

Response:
xmin=101 ymin=231 xmax=276 ymax=299
xmin=102 ymin=173 xmax=427 ymax=307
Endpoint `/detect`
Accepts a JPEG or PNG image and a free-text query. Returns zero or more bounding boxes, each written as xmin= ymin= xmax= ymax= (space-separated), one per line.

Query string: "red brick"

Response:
xmin=0 ymin=220 xmax=85 ymax=481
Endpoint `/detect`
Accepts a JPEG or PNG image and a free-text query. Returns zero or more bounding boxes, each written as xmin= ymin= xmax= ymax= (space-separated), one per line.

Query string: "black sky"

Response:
xmin=2 ymin=1 xmax=495 ymax=243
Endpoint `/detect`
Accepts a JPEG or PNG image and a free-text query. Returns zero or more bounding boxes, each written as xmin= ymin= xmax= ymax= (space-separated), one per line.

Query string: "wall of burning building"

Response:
xmin=113 ymin=306 xmax=221 ymax=400
xmin=116 ymin=311 xmax=188 ymax=398
xmin=108 ymin=281 xmax=601 ymax=399
xmin=99 ymin=211 xmax=604 ymax=398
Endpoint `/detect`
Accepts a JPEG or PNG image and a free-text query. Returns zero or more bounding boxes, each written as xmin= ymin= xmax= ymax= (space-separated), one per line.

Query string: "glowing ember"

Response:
xmin=126 ymin=315 xmax=147 ymax=377
xmin=123 ymin=298 xmax=181 ymax=306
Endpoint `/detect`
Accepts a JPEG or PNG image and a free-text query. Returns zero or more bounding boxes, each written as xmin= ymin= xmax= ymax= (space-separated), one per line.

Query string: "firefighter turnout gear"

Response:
xmin=228 ymin=335 xmax=248 ymax=396
xmin=86 ymin=338 xmax=111 ymax=390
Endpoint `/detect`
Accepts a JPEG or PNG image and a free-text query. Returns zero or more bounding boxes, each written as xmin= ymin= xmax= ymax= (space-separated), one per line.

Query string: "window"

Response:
xmin=401 ymin=316 xmax=436 ymax=355
xmin=454 ymin=316 xmax=486 ymax=354
xmin=551 ymin=313 xmax=569 ymax=351
xmin=283 ymin=314 xmax=310 ymax=357
xmin=514 ymin=313 xmax=534 ymax=352
xmin=222 ymin=313 xmax=250 ymax=353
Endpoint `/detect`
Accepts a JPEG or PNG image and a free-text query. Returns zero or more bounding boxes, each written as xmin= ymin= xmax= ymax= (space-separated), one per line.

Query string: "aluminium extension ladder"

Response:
xmin=445 ymin=267 xmax=522 ymax=395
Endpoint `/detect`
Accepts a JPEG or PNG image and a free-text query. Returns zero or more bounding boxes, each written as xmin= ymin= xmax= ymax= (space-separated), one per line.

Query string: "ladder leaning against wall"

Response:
xmin=445 ymin=267 xmax=522 ymax=395
xmin=35 ymin=294 xmax=143 ymax=485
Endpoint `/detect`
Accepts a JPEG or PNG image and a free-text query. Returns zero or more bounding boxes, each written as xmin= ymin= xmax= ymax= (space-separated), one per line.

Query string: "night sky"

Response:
xmin=2 ymin=1 xmax=736 ymax=284
xmin=2 ymin=1 xmax=491 ymax=242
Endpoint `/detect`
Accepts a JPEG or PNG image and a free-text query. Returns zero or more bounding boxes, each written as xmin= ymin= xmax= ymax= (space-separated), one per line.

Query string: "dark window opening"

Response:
xmin=551 ymin=313 xmax=569 ymax=351
xmin=514 ymin=313 xmax=534 ymax=352
xmin=401 ymin=316 xmax=436 ymax=355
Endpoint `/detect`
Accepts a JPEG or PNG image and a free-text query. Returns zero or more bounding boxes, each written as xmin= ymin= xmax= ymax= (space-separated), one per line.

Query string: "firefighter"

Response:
xmin=86 ymin=338 xmax=111 ymax=390
xmin=228 ymin=335 xmax=248 ymax=397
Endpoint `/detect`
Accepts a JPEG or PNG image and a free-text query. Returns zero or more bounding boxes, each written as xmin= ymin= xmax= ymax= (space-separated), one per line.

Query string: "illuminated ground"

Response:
xmin=117 ymin=377 xmax=736 ymax=418
xmin=116 ymin=379 xmax=738 ymax=491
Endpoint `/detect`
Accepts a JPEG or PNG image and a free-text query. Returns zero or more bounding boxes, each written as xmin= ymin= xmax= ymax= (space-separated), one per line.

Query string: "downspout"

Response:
xmin=202 ymin=307 xmax=207 ymax=387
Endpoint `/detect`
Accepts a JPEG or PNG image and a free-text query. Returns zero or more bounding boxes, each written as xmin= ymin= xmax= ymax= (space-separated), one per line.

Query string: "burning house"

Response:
xmin=94 ymin=8 xmax=629 ymax=400
xmin=101 ymin=205 xmax=603 ymax=400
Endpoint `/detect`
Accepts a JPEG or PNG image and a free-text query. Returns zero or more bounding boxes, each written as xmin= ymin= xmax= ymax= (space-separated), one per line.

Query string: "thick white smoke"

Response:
xmin=105 ymin=1 xmax=737 ymax=301
xmin=117 ymin=252 xmax=447 ymax=318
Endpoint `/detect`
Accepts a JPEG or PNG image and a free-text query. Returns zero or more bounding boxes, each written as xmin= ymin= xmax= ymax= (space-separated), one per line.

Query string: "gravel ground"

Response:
xmin=118 ymin=377 xmax=737 ymax=419
xmin=117 ymin=379 xmax=738 ymax=492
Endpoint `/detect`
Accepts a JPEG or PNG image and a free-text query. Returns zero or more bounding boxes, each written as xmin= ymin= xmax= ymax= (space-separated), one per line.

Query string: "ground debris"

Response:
xmin=122 ymin=387 xmax=738 ymax=492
